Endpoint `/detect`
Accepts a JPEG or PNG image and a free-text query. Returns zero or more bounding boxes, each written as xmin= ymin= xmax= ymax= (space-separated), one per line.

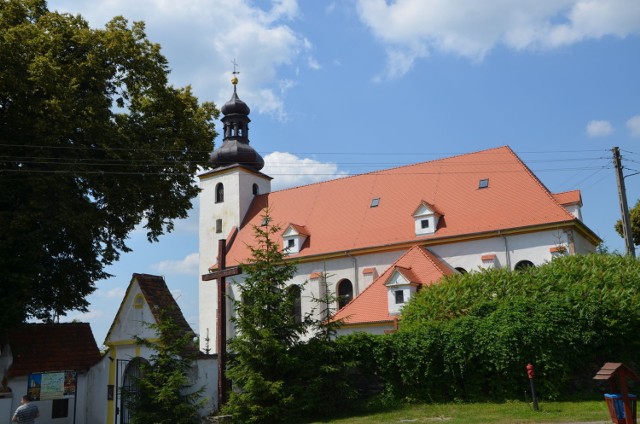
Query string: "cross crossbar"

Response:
xmin=201 ymin=266 xmax=242 ymax=281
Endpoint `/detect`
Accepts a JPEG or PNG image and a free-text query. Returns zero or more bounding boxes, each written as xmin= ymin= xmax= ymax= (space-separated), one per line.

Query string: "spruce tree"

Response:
xmin=128 ymin=309 xmax=204 ymax=424
xmin=223 ymin=210 xmax=309 ymax=423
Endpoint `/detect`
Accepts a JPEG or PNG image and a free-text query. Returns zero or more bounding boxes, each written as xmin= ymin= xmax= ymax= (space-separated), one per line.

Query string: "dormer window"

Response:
xmin=413 ymin=201 xmax=441 ymax=236
xmin=282 ymin=224 xmax=309 ymax=254
xmin=385 ymin=267 xmax=419 ymax=315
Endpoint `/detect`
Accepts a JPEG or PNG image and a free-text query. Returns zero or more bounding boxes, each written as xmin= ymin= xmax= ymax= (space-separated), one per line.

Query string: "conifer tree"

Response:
xmin=128 ymin=309 xmax=204 ymax=424
xmin=223 ymin=210 xmax=310 ymax=423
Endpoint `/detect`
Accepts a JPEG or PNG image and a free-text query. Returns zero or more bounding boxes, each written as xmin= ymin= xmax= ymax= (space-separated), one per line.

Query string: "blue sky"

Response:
xmin=49 ymin=0 xmax=640 ymax=346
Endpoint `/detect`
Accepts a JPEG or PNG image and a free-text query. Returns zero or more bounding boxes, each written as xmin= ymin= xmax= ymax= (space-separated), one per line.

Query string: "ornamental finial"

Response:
xmin=231 ymin=59 xmax=239 ymax=85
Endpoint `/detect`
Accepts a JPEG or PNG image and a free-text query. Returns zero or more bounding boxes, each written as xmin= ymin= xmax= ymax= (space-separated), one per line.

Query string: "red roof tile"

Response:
xmin=332 ymin=246 xmax=454 ymax=325
xmin=224 ymin=146 xmax=595 ymax=265
xmin=7 ymin=323 xmax=101 ymax=377
xmin=553 ymin=190 xmax=582 ymax=207
xmin=134 ymin=274 xmax=194 ymax=337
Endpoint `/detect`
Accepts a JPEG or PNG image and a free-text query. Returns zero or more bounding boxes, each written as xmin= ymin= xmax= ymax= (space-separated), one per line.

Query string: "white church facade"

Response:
xmin=198 ymin=79 xmax=600 ymax=351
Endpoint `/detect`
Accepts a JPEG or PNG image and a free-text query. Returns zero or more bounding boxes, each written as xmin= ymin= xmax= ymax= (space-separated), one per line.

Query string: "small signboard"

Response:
xmin=27 ymin=371 xmax=77 ymax=401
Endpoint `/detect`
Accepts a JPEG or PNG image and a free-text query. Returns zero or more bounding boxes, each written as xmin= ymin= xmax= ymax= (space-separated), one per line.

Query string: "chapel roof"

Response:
xmin=104 ymin=273 xmax=194 ymax=345
xmin=221 ymin=146 xmax=599 ymax=266
xmin=135 ymin=273 xmax=194 ymax=337
xmin=332 ymin=246 xmax=454 ymax=325
xmin=6 ymin=323 xmax=101 ymax=377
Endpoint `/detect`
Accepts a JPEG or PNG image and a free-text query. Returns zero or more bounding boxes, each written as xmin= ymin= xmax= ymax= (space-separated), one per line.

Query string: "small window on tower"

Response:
xmin=253 ymin=183 xmax=259 ymax=195
xmin=216 ymin=219 xmax=222 ymax=234
xmin=215 ymin=183 xmax=224 ymax=203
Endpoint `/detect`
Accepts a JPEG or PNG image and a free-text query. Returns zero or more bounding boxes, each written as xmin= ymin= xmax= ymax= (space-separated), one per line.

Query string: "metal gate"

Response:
xmin=115 ymin=358 xmax=147 ymax=424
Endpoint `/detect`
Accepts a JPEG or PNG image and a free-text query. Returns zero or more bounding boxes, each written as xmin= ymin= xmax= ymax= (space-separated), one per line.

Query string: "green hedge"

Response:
xmin=336 ymin=254 xmax=640 ymax=402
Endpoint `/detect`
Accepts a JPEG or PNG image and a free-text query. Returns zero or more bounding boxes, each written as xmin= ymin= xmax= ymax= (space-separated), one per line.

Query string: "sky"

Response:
xmin=48 ymin=0 xmax=640 ymax=346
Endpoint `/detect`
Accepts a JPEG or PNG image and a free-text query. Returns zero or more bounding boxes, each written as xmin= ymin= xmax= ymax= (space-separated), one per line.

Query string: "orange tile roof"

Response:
xmin=223 ymin=146 xmax=594 ymax=266
xmin=332 ymin=246 xmax=454 ymax=325
xmin=552 ymin=190 xmax=582 ymax=207
xmin=7 ymin=323 xmax=101 ymax=377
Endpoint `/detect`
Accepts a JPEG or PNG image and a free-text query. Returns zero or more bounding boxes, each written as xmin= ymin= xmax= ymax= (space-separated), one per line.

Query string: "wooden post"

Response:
xmin=201 ymin=239 xmax=242 ymax=410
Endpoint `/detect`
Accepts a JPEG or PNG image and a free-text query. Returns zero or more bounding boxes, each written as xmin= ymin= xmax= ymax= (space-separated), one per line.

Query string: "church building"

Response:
xmin=198 ymin=78 xmax=600 ymax=351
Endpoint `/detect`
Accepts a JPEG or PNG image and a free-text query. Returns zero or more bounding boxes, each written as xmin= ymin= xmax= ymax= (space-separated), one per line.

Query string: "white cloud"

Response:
xmin=63 ymin=309 xmax=105 ymax=322
xmin=627 ymin=115 xmax=640 ymax=138
xmin=100 ymin=287 xmax=127 ymax=300
xmin=586 ymin=120 xmax=614 ymax=137
xmin=152 ymin=252 xmax=200 ymax=275
xmin=51 ymin=0 xmax=308 ymax=118
xmin=355 ymin=0 xmax=640 ymax=78
xmin=263 ymin=152 xmax=348 ymax=190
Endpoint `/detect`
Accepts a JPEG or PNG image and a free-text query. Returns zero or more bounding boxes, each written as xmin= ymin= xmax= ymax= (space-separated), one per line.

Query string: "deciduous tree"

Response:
xmin=0 ymin=0 xmax=217 ymax=330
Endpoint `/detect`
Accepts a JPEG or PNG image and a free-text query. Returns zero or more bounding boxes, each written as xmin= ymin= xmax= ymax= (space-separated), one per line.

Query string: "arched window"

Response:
xmin=515 ymin=260 xmax=534 ymax=271
xmin=252 ymin=183 xmax=259 ymax=195
xmin=215 ymin=183 xmax=224 ymax=203
xmin=120 ymin=357 xmax=149 ymax=424
xmin=455 ymin=267 xmax=467 ymax=274
xmin=288 ymin=285 xmax=302 ymax=324
xmin=337 ymin=279 xmax=353 ymax=309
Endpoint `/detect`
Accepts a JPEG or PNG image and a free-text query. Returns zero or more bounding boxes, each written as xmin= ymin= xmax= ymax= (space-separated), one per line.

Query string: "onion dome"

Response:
xmin=210 ymin=76 xmax=264 ymax=171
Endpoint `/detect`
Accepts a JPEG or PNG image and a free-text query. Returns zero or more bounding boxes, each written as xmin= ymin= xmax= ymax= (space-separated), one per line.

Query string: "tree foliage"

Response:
xmin=0 ymin=0 xmax=217 ymax=329
xmin=615 ymin=198 xmax=640 ymax=246
xmin=340 ymin=254 xmax=640 ymax=402
xmin=223 ymin=211 xmax=307 ymax=423
xmin=223 ymin=211 xmax=357 ymax=423
xmin=128 ymin=309 xmax=204 ymax=424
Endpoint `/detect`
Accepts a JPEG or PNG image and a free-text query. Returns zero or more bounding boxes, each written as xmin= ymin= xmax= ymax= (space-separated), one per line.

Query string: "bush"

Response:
xmin=338 ymin=254 xmax=640 ymax=403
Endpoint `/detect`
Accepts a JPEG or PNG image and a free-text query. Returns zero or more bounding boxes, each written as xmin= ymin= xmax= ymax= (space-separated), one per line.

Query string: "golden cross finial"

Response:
xmin=231 ymin=59 xmax=239 ymax=85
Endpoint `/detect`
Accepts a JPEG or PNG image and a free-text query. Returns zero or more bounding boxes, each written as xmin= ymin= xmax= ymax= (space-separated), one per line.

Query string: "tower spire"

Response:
xmin=209 ymin=61 xmax=264 ymax=171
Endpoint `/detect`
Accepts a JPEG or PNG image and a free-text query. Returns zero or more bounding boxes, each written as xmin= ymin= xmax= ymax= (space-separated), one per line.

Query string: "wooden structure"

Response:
xmin=594 ymin=363 xmax=639 ymax=424
xmin=202 ymin=239 xmax=242 ymax=410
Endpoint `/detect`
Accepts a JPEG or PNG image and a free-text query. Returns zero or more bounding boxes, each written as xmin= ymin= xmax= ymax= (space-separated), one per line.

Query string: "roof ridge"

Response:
xmin=269 ymin=146 xmax=513 ymax=194
xmin=552 ymin=189 xmax=580 ymax=196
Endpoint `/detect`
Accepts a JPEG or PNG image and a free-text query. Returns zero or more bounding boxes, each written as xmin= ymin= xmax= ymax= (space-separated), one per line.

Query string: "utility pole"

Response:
xmin=613 ymin=146 xmax=636 ymax=257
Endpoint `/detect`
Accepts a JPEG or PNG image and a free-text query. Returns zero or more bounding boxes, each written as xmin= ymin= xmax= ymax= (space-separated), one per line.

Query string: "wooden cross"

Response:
xmin=201 ymin=239 xmax=242 ymax=409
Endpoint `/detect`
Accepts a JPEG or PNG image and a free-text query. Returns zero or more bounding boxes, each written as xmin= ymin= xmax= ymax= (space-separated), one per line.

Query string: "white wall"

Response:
xmin=5 ymin=374 xmax=91 ymax=424
xmin=198 ymin=168 xmax=271 ymax=352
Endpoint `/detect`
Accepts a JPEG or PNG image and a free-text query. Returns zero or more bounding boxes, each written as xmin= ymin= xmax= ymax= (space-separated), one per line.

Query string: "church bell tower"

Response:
xmin=198 ymin=74 xmax=271 ymax=352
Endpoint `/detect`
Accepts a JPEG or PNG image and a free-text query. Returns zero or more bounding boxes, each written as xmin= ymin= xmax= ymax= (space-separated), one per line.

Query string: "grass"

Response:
xmin=309 ymin=400 xmax=612 ymax=424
